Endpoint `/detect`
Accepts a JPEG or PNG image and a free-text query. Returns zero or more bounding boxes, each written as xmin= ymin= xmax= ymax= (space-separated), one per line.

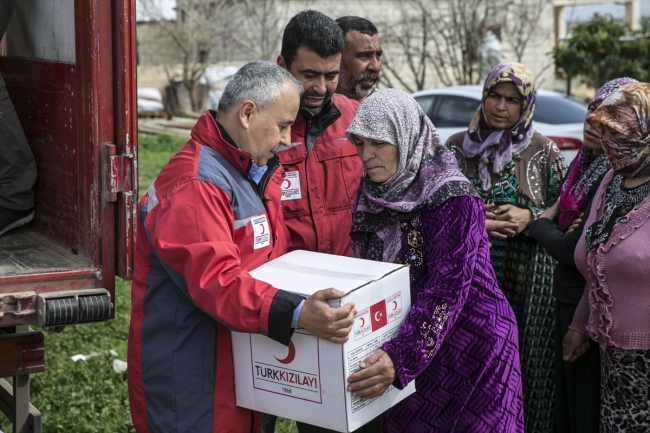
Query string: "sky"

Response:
xmin=566 ymin=0 xmax=650 ymax=25
xmin=136 ymin=0 xmax=176 ymax=22
xmin=135 ymin=0 xmax=650 ymax=24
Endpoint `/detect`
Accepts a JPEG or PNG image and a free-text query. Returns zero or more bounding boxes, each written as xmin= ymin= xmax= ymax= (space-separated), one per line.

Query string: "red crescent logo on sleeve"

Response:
xmin=274 ymin=340 xmax=296 ymax=364
xmin=282 ymin=178 xmax=291 ymax=189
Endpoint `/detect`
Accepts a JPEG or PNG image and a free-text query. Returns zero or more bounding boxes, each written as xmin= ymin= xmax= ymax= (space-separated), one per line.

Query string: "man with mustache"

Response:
xmin=335 ymin=16 xmax=382 ymax=102
xmin=276 ymin=10 xmax=362 ymax=258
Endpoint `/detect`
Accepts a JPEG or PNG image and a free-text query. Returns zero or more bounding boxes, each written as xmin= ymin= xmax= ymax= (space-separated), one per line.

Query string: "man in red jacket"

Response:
xmin=128 ymin=60 xmax=356 ymax=433
xmin=271 ymin=10 xmax=379 ymax=433
xmin=276 ymin=10 xmax=363 ymax=257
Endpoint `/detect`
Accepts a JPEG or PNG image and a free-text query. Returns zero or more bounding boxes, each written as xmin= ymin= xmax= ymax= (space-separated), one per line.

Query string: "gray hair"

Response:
xmin=217 ymin=60 xmax=303 ymax=113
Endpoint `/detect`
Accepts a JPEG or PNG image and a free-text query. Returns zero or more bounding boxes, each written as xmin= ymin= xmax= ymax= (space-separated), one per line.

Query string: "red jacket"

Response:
xmin=277 ymin=95 xmax=361 ymax=256
xmin=128 ymin=111 xmax=303 ymax=433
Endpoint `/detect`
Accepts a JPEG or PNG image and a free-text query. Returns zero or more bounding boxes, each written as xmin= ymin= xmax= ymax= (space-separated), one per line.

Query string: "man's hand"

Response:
xmin=298 ymin=288 xmax=356 ymax=344
xmin=494 ymin=204 xmax=533 ymax=234
xmin=562 ymin=330 xmax=590 ymax=362
xmin=347 ymin=349 xmax=396 ymax=400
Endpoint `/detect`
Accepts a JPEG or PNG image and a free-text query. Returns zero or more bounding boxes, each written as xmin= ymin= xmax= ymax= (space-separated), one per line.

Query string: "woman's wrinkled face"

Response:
xmin=583 ymin=100 xmax=604 ymax=154
xmin=483 ymin=82 xmax=523 ymax=130
xmin=351 ymin=135 xmax=399 ymax=183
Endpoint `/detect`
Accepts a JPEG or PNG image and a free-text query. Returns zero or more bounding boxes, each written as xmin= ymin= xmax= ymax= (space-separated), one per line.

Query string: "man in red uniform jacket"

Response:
xmin=270 ymin=10 xmax=379 ymax=433
xmin=276 ymin=10 xmax=363 ymax=257
xmin=128 ymin=61 xmax=355 ymax=433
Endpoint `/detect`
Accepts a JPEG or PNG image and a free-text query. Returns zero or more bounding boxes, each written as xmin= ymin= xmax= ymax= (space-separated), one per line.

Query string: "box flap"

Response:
xmin=249 ymin=250 xmax=405 ymax=297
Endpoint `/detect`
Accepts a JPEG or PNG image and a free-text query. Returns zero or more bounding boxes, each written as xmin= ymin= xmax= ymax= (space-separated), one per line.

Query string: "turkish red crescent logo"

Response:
xmin=274 ymin=340 xmax=296 ymax=364
xmin=282 ymin=178 xmax=291 ymax=189
xmin=259 ymin=224 xmax=266 ymax=234
xmin=370 ymin=300 xmax=388 ymax=331
xmin=392 ymin=301 xmax=398 ymax=310
xmin=359 ymin=317 xmax=365 ymax=327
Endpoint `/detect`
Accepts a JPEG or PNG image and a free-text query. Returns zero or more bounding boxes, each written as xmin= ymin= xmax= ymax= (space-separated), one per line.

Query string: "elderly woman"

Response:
xmin=563 ymin=82 xmax=650 ymax=432
xmin=445 ymin=62 xmax=567 ymax=432
xmin=527 ymin=77 xmax=637 ymax=433
xmin=345 ymin=89 xmax=523 ymax=432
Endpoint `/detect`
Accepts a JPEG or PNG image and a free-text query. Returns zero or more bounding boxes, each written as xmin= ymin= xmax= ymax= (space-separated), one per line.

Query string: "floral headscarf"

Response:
xmin=557 ymin=77 xmax=637 ymax=231
xmin=588 ymin=82 xmax=650 ymax=178
xmin=462 ymin=62 xmax=536 ymax=191
xmin=347 ymin=89 xmax=478 ymax=263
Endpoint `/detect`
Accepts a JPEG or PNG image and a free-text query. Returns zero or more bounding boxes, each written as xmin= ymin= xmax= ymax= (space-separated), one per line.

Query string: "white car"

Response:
xmin=412 ymin=85 xmax=587 ymax=164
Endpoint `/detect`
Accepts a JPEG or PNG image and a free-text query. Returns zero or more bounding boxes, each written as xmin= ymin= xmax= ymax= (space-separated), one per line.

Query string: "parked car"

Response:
xmin=412 ymin=85 xmax=587 ymax=163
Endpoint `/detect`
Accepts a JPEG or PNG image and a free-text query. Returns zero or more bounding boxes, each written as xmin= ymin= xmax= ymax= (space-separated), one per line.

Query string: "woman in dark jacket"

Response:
xmin=527 ymin=77 xmax=637 ymax=433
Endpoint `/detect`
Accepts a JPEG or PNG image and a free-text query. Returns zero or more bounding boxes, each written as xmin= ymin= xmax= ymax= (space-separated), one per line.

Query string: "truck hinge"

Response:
xmin=104 ymin=143 xmax=134 ymax=203
xmin=0 ymin=292 xmax=37 ymax=319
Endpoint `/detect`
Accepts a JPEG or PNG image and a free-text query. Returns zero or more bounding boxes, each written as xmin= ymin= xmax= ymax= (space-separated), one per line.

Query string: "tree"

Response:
xmin=377 ymin=0 xmax=551 ymax=91
xmin=554 ymin=14 xmax=650 ymax=88
xmin=140 ymin=0 xmax=240 ymax=112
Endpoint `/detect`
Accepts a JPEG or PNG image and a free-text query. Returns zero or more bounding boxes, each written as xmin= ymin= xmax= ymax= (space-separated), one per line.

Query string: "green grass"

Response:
xmin=0 ymin=134 xmax=298 ymax=433
xmin=136 ymin=134 xmax=188 ymax=197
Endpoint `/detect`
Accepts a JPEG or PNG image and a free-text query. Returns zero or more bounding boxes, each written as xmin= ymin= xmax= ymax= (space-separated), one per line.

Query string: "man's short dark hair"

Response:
xmin=281 ymin=10 xmax=344 ymax=68
xmin=335 ymin=16 xmax=378 ymax=38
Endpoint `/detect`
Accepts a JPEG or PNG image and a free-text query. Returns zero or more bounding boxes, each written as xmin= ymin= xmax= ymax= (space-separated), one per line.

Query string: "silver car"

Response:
xmin=412 ymin=85 xmax=587 ymax=164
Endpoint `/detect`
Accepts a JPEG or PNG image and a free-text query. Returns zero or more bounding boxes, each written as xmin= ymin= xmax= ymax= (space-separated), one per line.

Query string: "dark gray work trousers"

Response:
xmin=0 ymin=0 xmax=36 ymax=210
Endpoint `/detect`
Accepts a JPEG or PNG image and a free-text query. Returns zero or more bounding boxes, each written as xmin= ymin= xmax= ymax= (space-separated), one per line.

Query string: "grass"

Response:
xmin=0 ymin=134 xmax=297 ymax=433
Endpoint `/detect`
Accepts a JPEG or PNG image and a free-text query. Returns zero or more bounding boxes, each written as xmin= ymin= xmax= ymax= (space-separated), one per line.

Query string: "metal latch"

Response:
xmin=0 ymin=292 xmax=37 ymax=318
xmin=105 ymin=143 xmax=133 ymax=202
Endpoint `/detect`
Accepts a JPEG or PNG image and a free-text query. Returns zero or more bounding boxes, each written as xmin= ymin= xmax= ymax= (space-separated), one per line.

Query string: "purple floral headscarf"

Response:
xmin=557 ymin=77 xmax=637 ymax=231
xmin=347 ymin=89 xmax=478 ymax=263
xmin=462 ymin=62 xmax=536 ymax=191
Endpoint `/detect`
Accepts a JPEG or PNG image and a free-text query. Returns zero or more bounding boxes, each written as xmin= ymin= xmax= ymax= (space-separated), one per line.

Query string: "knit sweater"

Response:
xmin=570 ymin=169 xmax=650 ymax=350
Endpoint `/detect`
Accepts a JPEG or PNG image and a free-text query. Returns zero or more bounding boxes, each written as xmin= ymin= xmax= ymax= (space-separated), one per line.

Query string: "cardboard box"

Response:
xmin=232 ymin=250 xmax=415 ymax=432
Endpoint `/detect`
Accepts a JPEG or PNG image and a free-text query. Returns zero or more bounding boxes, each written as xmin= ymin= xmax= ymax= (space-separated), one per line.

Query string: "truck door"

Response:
xmin=0 ymin=0 xmax=137 ymax=326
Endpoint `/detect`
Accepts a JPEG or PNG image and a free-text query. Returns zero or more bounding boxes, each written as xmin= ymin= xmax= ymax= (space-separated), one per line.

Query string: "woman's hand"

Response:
xmin=485 ymin=219 xmax=518 ymax=239
xmin=347 ymin=349 xmax=396 ymax=400
xmin=494 ymin=204 xmax=533 ymax=234
xmin=566 ymin=213 xmax=584 ymax=235
xmin=562 ymin=330 xmax=590 ymax=362
xmin=540 ymin=199 xmax=559 ymax=222
xmin=484 ymin=203 xmax=517 ymax=238
xmin=484 ymin=203 xmax=497 ymax=220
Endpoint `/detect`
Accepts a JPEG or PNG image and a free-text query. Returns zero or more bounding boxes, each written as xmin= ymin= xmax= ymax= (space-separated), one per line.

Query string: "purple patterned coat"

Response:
xmin=380 ymin=196 xmax=524 ymax=432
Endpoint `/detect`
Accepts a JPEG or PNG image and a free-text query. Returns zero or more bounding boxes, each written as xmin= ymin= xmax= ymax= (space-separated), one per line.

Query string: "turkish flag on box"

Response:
xmin=370 ymin=300 xmax=387 ymax=331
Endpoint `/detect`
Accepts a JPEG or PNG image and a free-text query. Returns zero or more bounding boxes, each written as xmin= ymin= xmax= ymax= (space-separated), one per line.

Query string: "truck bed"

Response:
xmin=0 ymin=227 xmax=96 ymax=285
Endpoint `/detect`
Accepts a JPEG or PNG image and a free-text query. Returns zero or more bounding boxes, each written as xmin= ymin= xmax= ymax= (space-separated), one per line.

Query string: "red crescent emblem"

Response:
xmin=392 ymin=301 xmax=398 ymax=310
xmin=282 ymin=178 xmax=291 ymax=189
xmin=260 ymin=224 xmax=266 ymax=234
xmin=359 ymin=317 xmax=365 ymax=327
xmin=275 ymin=340 xmax=296 ymax=364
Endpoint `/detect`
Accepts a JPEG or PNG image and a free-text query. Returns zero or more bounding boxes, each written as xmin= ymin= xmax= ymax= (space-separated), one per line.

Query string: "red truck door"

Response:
xmin=0 ymin=0 xmax=137 ymax=327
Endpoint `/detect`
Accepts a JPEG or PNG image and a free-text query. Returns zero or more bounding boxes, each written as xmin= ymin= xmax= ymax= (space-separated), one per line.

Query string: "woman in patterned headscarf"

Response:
xmin=563 ymin=82 xmax=650 ymax=432
xmin=528 ymin=77 xmax=637 ymax=433
xmin=346 ymin=89 xmax=523 ymax=432
xmin=446 ymin=62 xmax=567 ymax=432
